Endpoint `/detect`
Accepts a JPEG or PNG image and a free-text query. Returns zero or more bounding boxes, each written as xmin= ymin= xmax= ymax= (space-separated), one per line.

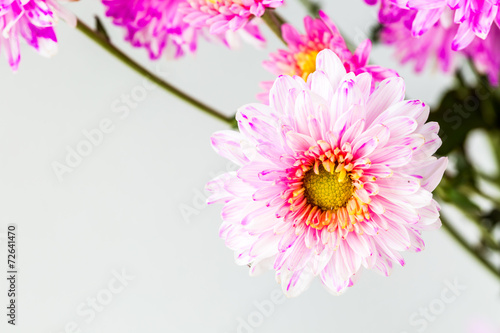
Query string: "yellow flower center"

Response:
xmin=294 ymin=50 xmax=318 ymax=81
xmin=303 ymin=164 xmax=354 ymax=211
xmin=205 ymin=0 xmax=242 ymax=3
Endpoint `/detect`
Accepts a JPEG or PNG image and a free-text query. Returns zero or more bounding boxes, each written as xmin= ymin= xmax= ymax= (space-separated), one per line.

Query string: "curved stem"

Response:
xmin=466 ymin=183 xmax=500 ymax=209
xmin=261 ymin=10 xmax=286 ymax=45
xmin=441 ymin=215 xmax=500 ymax=282
xmin=299 ymin=0 xmax=321 ymax=17
xmin=76 ymin=18 xmax=235 ymax=126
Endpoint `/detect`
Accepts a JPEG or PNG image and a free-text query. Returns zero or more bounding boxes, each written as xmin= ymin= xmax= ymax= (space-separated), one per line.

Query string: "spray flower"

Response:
xmin=0 ymin=0 xmax=75 ymax=70
xmin=260 ymin=11 xmax=398 ymax=101
xmin=207 ymin=49 xmax=447 ymax=296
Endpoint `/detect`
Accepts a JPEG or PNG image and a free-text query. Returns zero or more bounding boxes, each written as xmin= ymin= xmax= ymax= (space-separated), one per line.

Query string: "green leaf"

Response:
xmin=94 ymin=16 xmax=110 ymax=42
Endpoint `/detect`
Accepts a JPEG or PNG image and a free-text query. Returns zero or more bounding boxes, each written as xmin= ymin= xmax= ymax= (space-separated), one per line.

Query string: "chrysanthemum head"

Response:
xmin=261 ymin=11 xmax=398 ymax=102
xmin=366 ymin=0 xmax=500 ymax=50
xmin=0 ymin=0 xmax=74 ymax=70
xmin=103 ymin=0 xmax=199 ymax=59
xmin=182 ymin=0 xmax=282 ymax=47
xmin=366 ymin=0 xmax=500 ymax=85
xmin=293 ymin=50 xmax=319 ymax=80
xmin=209 ymin=49 xmax=447 ymax=297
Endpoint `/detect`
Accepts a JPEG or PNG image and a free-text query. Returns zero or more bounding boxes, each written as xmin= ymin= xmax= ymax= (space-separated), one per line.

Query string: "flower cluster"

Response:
xmin=260 ymin=11 xmax=398 ymax=101
xmin=103 ymin=0 xmax=285 ymax=59
xmin=374 ymin=0 xmax=500 ymax=50
xmin=208 ymin=49 xmax=447 ymax=296
xmin=366 ymin=0 xmax=500 ymax=85
xmin=182 ymin=0 xmax=283 ymax=47
xmin=102 ymin=0 xmax=200 ymax=59
xmin=0 ymin=0 xmax=75 ymax=71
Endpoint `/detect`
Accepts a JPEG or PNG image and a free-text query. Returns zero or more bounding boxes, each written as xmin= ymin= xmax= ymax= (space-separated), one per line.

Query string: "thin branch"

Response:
xmin=76 ymin=18 xmax=235 ymax=126
xmin=261 ymin=10 xmax=286 ymax=45
xmin=299 ymin=0 xmax=321 ymax=17
xmin=441 ymin=214 xmax=500 ymax=282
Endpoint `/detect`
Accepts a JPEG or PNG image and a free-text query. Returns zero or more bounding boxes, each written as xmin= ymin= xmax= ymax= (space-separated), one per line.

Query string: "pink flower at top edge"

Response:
xmin=102 ymin=0 xmax=200 ymax=59
xmin=465 ymin=24 xmax=500 ymax=86
xmin=468 ymin=319 xmax=500 ymax=333
xmin=380 ymin=8 xmax=461 ymax=73
xmin=182 ymin=0 xmax=284 ymax=48
xmin=366 ymin=0 xmax=500 ymax=50
xmin=0 ymin=0 xmax=75 ymax=71
xmin=259 ymin=11 xmax=398 ymax=102
xmin=207 ymin=49 xmax=447 ymax=296
xmin=367 ymin=0 xmax=500 ymax=85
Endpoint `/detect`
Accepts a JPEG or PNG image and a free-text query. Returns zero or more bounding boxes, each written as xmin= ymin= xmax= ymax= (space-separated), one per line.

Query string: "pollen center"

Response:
xmin=294 ymin=50 xmax=318 ymax=81
xmin=303 ymin=164 xmax=354 ymax=211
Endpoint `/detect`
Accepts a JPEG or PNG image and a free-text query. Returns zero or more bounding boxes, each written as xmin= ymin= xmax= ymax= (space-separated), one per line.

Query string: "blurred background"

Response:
xmin=0 ymin=1 xmax=499 ymax=332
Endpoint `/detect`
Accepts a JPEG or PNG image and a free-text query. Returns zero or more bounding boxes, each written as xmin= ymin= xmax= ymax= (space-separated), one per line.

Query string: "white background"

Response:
xmin=0 ymin=1 xmax=499 ymax=332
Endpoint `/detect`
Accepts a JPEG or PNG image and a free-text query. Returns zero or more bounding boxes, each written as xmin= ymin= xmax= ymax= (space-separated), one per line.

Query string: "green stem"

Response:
xmin=261 ymin=10 xmax=286 ymax=45
xmin=441 ymin=215 xmax=500 ymax=282
xmin=437 ymin=177 xmax=500 ymax=252
xmin=466 ymin=183 xmax=500 ymax=208
xmin=76 ymin=18 xmax=235 ymax=126
xmin=299 ymin=0 xmax=321 ymax=17
xmin=486 ymin=131 xmax=500 ymax=181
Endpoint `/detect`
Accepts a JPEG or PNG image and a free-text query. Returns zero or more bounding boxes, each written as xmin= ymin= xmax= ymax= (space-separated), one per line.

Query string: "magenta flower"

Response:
xmin=182 ymin=0 xmax=284 ymax=46
xmin=469 ymin=320 xmax=499 ymax=333
xmin=0 ymin=0 xmax=75 ymax=71
xmin=102 ymin=0 xmax=199 ymax=59
xmin=368 ymin=0 xmax=500 ymax=85
xmin=369 ymin=0 xmax=500 ymax=50
xmin=207 ymin=49 xmax=447 ymax=296
xmin=260 ymin=11 xmax=398 ymax=102
xmin=465 ymin=24 xmax=500 ymax=85
xmin=379 ymin=8 xmax=461 ymax=73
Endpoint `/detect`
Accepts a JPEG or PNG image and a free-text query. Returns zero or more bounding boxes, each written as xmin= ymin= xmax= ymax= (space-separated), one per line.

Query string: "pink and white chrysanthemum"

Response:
xmin=102 ymin=0 xmax=199 ymax=59
xmin=371 ymin=0 xmax=500 ymax=50
xmin=260 ymin=11 xmax=398 ymax=102
xmin=207 ymin=49 xmax=447 ymax=296
xmin=182 ymin=0 xmax=283 ymax=47
xmin=0 ymin=0 xmax=75 ymax=71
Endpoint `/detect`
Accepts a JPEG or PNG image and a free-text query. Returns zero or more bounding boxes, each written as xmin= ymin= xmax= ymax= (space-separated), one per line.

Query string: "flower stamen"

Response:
xmin=303 ymin=165 xmax=354 ymax=211
xmin=286 ymin=142 xmax=374 ymax=232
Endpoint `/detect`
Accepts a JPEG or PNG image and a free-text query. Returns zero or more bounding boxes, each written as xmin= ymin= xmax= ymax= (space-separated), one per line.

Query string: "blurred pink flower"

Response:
xmin=465 ymin=24 xmax=500 ymax=85
xmin=102 ymin=0 xmax=200 ymax=59
xmin=260 ymin=11 xmax=398 ymax=102
xmin=0 ymin=0 xmax=75 ymax=71
xmin=379 ymin=8 xmax=461 ymax=73
xmin=367 ymin=0 xmax=500 ymax=85
xmin=207 ymin=49 xmax=447 ymax=296
xmin=468 ymin=319 xmax=500 ymax=333
xmin=368 ymin=0 xmax=500 ymax=50
xmin=182 ymin=0 xmax=284 ymax=47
